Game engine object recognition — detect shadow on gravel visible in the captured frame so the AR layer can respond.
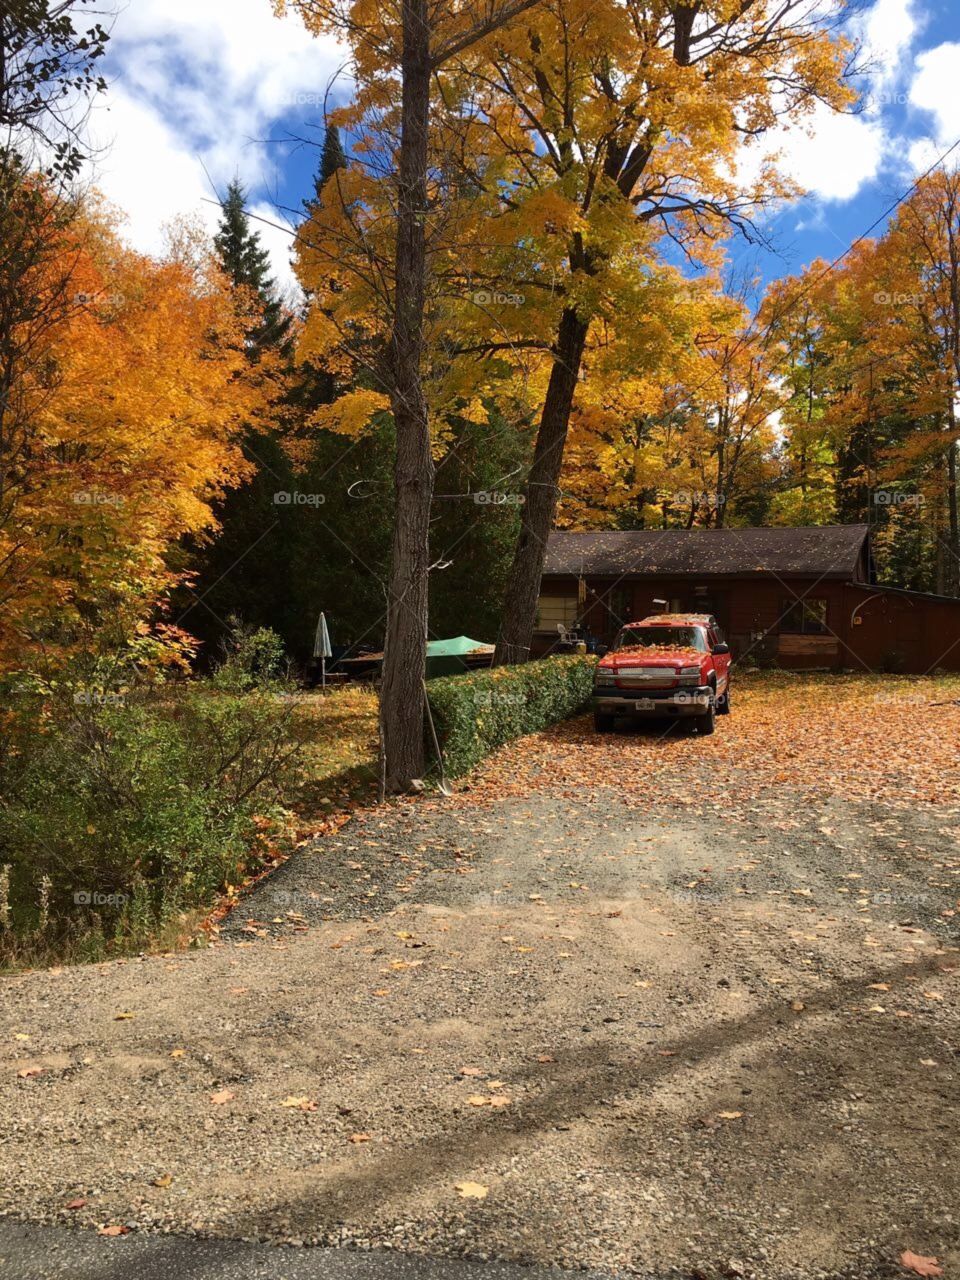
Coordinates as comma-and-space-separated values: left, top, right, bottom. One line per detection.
238, 950, 952, 1239
0, 1219, 608, 1280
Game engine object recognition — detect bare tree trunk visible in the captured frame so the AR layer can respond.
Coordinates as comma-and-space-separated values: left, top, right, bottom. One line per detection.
713, 417, 727, 529
947, 436, 959, 596
379, 0, 432, 793
494, 306, 588, 664
945, 196, 960, 598
935, 450, 949, 596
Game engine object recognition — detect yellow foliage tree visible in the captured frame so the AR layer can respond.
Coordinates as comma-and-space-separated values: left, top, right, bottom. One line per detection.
0, 193, 271, 673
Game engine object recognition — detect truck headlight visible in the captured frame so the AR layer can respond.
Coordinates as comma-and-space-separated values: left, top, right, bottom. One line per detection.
595, 669, 615, 686
678, 666, 701, 686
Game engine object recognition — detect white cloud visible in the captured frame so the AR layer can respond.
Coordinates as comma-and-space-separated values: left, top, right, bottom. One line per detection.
907, 41, 960, 168
856, 0, 921, 103
88, 0, 345, 289
771, 105, 887, 203
91, 87, 211, 249
738, 0, 919, 212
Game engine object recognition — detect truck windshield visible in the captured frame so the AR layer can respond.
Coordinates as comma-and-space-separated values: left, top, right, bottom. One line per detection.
614, 626, 707, 652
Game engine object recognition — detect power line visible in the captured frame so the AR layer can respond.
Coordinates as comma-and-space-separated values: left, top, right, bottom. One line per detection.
683, 133, 960, 405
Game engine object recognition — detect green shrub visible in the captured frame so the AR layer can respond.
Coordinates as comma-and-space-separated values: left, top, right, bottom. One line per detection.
0, 634, 300, 966
212, 618, 289, 691
426, 655, 596, 778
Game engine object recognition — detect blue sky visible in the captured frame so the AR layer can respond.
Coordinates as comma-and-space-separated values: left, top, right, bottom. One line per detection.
88, 0, 960, 299
741, 0, 960, 288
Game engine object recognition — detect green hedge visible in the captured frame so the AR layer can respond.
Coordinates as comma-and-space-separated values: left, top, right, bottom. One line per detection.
426, 655, 596, 778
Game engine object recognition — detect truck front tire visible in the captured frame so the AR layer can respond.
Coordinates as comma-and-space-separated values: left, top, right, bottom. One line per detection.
697, 691, 716, 735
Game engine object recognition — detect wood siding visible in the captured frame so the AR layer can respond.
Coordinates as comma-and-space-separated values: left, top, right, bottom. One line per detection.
536, 573, 960, 673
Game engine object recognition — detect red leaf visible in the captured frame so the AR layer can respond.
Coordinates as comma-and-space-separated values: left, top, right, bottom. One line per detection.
900, 1251, 943, 1277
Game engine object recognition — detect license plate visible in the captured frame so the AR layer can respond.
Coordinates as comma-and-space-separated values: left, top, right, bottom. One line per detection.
634, 698, 656, 711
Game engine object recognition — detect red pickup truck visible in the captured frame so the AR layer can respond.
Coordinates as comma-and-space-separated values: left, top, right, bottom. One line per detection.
592, 613, 732, 735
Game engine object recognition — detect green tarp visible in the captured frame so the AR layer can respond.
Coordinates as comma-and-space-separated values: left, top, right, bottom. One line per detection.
425, 636, 494, 677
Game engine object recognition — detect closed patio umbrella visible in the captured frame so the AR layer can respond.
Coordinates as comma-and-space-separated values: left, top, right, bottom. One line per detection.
314, 611, 332, 689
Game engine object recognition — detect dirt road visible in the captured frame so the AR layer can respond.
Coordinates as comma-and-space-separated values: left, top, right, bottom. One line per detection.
2, 678, 959, 1279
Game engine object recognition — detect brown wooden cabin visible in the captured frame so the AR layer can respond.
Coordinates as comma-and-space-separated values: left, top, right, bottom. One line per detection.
535, 525, 960, 674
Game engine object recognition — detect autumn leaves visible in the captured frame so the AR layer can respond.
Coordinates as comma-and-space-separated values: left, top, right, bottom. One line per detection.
279, 0, 856, 784
0, 195, 275, 674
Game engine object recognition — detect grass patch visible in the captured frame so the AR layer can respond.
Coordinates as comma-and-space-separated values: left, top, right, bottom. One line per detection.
287, 686, 380, 824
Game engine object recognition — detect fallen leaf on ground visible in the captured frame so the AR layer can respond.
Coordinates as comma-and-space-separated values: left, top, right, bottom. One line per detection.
152, 1174, 173, 1188
17, 1067, 42, 1078
459, 1066, 484, 1077
716, 1111, 743, 1120
281, 1096, 317, 1112
113, 1012, 135, 1021
348, 1132, 372, 1143
64, 1198, 87, 1210
169, 1049, 185, 1059
98, 1225, 129, 1237
454, 1181, 489, 1199
919, 1059, 938, 1067
900, 1251, 943, 1277
209, 1089, 235, 1105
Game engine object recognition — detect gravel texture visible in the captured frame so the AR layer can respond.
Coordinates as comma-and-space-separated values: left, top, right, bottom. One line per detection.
1, 687, 959, 1280
0, 1218, 610, 1280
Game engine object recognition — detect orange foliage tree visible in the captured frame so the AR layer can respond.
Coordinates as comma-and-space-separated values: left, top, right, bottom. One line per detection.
761, 168, 960, 592
0, 192, 271, 674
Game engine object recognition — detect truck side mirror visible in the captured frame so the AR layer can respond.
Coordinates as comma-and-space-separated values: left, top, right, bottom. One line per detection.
712, 642, 730, 656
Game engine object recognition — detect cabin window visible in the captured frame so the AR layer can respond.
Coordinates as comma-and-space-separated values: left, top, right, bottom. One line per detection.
535, 594, 578, 632
780, 598, 828, 634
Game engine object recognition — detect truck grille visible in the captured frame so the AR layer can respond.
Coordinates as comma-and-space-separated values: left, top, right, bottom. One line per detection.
616, 667, 677, 688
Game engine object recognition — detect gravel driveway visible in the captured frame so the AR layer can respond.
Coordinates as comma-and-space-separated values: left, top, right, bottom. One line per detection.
2, 677, 959, 1280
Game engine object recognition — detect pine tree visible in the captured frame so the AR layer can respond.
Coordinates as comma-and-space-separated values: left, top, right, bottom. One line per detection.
282, 128, 396, 660
175, 180, 297, 662
309, 127, 347, 208
215, 178, 293, 356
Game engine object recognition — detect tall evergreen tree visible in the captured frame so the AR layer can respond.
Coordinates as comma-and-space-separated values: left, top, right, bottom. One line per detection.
284, 130, 396, 661
215, 178, 293, 356
175, 182, 297, 663
312, 126, 347, 205
185, 137, 389, 667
